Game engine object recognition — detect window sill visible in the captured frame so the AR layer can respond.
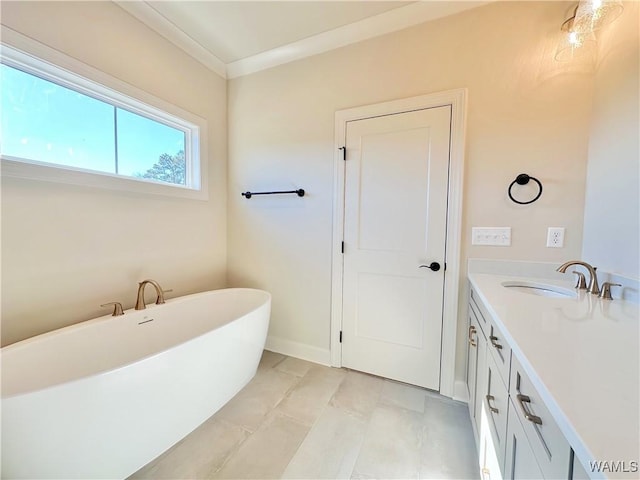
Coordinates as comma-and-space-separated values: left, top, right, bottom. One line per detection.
1, 156, 209, 201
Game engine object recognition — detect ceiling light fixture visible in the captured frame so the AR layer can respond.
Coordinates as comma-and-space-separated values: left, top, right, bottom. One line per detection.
573, 0, 624, 34
555, 4, 597, 62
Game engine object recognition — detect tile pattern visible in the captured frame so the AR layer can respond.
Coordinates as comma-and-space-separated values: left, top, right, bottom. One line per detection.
130, 351, 478, 479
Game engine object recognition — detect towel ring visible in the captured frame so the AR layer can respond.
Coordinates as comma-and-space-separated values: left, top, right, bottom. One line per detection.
508, 174, 542, 205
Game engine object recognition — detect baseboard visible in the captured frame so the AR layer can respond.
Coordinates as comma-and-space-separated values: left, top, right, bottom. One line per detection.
265, 335, 332, 366
452, 379, 469, 403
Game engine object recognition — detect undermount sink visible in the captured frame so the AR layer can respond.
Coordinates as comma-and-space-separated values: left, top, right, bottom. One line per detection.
501, 281, 577, 299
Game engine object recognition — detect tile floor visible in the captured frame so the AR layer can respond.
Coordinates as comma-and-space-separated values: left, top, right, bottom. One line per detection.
130, 351, 478, 479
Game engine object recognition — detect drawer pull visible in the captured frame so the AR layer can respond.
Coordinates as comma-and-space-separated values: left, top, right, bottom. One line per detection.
489, 335, 503, 350
468, 325, 477, 347
517, 394, 543, 425
486, 394, 499, 414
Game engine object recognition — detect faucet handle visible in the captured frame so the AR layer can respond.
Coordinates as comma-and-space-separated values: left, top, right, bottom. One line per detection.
599, 282, 622, 300
156, 289, 172, 305
571, 271, 587, 289
588, 266, 600, 295
100, 302, 124, 316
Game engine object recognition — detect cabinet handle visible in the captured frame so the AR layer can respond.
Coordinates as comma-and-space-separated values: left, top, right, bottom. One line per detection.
486, 394, 499, 414
489, 335, 503, 350
468, 325, 477, 347
516, 394, 543, 425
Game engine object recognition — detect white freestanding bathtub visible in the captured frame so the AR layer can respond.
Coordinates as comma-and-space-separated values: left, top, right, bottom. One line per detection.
1, 288, 271, 479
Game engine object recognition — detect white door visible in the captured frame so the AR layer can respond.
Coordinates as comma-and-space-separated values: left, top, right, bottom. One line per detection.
341, 105, 451, 390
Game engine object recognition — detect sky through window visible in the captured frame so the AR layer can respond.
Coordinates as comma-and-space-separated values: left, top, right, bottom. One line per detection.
1, 64, 186, 185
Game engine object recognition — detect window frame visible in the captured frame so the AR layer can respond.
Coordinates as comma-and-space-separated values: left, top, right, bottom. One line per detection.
0, 29, 209, 201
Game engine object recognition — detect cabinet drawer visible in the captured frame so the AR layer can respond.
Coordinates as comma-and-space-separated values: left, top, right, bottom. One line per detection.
470, 287, 489, 332
470, 286, 511, 387
487, 318, 511, 389
510, 355, 572, 479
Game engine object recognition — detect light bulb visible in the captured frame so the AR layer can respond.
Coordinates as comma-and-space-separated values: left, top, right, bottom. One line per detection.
569, 31, 579, 45
555, 28, 596, 62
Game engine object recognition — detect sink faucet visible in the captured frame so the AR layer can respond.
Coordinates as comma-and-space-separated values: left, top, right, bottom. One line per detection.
556, 261, 600, 295
135, 279, 166, 310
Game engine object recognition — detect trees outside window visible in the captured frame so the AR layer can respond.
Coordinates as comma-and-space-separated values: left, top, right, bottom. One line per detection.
137, 150, 185, 185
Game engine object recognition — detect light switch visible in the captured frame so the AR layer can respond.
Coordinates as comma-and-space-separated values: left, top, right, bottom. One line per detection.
472, 227, 511, 246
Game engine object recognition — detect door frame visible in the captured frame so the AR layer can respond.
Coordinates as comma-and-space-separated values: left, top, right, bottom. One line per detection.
330, 88, 467, 399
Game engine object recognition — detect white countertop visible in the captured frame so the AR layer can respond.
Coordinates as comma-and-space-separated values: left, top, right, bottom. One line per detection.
468, 273, 640, 479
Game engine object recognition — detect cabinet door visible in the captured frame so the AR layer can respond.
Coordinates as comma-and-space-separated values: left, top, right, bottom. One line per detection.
486, 351, 509, 470
472, 309, 488, 442
571, 451, 590, 480
504, 399, 545, 479
479, 424, 503, 480
466, 305, 480, 424
510, 355, 571, 479
477, 350, 508, 479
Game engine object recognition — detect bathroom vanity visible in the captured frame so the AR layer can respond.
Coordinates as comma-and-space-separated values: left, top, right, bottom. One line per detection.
466, 271, 639, 480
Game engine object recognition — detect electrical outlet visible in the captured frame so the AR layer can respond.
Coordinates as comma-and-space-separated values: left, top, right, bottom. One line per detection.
546, 227, 565, 248
472, 227, 511, 246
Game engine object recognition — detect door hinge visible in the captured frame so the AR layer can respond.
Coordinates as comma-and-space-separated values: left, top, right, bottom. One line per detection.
339, 331, 343, 343
339, 146, 346, 161
341, 241, 344, 254
444, 262, 447, 271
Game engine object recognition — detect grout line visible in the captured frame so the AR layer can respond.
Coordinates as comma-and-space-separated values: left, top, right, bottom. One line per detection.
270, 354, 287, 370
136, 352, 477, 480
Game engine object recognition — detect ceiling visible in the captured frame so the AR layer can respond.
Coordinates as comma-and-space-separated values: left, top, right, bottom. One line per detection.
116, 1, 489, 78
144, 2, 411, 63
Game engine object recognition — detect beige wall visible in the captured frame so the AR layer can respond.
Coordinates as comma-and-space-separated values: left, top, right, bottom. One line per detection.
583, 2, 639, 279
1, 2, 227, 346
3, 0, 621, 392
228, 0, 594, 380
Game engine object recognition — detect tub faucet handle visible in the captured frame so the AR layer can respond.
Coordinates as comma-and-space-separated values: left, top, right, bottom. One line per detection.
100, 302, 124, 316
158, 289, 173, 304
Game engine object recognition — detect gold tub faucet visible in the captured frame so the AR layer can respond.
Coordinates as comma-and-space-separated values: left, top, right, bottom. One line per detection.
135, 279, 166, 310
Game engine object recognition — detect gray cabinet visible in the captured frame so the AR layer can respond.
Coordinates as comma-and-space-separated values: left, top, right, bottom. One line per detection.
468, 288, 508, 479
510, 355, 571, 479
504, 399, 545, 479
466, 300, 487, 440
465, 307, 478, 423
468, 284, 575, 480
571, 452, 590, 480
485, 351, 509, 468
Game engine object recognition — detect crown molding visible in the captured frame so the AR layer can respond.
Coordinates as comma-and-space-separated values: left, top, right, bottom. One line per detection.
226, 1, 488, 78
115, 1, 227, 78
115, 1, 489, 80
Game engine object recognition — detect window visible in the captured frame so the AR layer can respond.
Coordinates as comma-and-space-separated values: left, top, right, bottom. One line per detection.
0, 39, 207, 199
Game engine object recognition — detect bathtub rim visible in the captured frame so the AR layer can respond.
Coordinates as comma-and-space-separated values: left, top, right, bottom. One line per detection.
1, 287, 271, 399
1, 288, 271, 479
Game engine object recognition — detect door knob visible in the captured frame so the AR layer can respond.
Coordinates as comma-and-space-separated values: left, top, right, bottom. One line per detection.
419, 262, 441, 272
